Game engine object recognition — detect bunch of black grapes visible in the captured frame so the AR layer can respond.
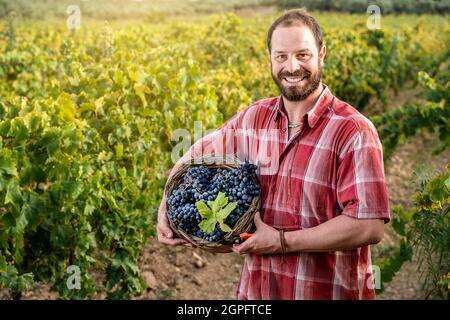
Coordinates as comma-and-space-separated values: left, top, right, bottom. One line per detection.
166, 161, 259, 243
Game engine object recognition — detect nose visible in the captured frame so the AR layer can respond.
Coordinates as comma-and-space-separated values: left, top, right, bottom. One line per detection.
286, 55, 300, 73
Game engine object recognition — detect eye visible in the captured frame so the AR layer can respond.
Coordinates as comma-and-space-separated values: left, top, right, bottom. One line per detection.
297, 53, 310, 60
275, 54, 287, 61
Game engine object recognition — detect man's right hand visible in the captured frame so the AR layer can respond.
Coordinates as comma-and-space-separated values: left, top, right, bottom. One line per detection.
157, 194, 191, 246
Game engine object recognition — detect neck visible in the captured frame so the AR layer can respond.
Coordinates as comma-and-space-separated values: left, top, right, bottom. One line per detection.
282, 82, 324, 124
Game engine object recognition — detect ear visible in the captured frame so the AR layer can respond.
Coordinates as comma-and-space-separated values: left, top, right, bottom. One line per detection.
319, 45, 327, 65
267, 49, 271, 61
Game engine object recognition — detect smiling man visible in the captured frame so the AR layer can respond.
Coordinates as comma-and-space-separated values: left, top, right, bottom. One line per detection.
157, 9, 390, 300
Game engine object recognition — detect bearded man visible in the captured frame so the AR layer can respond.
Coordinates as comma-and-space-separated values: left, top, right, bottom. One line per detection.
157, 9, 390, 300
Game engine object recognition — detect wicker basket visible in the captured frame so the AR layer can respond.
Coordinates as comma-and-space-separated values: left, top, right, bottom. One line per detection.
165, 155, 260, 253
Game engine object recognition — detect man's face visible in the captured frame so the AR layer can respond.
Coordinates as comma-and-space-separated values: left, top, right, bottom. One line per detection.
269, 25, 326, 102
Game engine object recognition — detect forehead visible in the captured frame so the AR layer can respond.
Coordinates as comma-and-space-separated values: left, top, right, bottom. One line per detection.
271, 25, 316, 52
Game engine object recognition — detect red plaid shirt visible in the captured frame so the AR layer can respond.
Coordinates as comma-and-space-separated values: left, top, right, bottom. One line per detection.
185, 85, 390, 300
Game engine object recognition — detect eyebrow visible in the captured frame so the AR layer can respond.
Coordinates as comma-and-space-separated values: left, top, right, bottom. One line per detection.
273, 49, 312, 54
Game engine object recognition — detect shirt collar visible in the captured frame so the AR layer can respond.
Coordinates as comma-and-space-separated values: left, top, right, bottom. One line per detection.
275, 84, 333, 129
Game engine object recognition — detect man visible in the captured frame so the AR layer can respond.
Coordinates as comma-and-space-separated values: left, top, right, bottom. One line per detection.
157, 9, 390, 300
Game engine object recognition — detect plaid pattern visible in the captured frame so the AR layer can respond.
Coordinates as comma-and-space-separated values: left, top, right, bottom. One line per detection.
186, 85, 390, 300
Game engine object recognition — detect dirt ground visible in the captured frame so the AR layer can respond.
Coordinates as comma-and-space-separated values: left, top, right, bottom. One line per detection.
137, 241, 243, 300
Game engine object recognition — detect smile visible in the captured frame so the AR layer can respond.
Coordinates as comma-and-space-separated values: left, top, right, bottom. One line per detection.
282, 76, 307, 84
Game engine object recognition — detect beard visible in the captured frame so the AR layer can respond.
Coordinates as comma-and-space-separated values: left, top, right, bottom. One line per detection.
271, 62, 322, 102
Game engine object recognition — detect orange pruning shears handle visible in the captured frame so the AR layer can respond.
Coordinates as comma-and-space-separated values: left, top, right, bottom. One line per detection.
239, 233, 253, 240
232, 232, 253, 244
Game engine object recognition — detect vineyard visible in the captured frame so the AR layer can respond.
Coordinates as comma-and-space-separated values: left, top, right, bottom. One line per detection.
0, 4, 449, 300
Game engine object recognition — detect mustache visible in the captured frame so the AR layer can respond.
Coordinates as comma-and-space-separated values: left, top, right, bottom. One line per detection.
277, 69, 311, 79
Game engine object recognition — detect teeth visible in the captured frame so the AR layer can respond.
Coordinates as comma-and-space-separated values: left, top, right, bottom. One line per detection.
284, 76, 305, 83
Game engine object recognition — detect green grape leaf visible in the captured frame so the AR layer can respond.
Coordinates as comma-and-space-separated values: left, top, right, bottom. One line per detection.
219, 222, 233, 233
216, 201, 237, 221
444, 175, 450, 191
197, 192, 237, 235
199, 218, 217, 235
212, 192, 228, 213
0, 157, 17, 177
0, 255, 6, 273
195, 201, 213, 219
5, 181, 22, 207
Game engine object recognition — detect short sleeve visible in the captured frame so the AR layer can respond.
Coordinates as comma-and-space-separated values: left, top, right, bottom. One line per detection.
336, 127, 390, 223
186, 111, 242, 160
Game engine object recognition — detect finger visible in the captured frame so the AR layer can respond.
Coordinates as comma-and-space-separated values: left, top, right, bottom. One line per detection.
158, 235, 189, 246
157, 223, 173, 239
232, 238, 253, 254
253, 212, 263, 227
157, 224, 184, 244
231, 245, 243, 254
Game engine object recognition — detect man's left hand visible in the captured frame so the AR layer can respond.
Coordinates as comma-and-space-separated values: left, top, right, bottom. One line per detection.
232, 212, 281, 255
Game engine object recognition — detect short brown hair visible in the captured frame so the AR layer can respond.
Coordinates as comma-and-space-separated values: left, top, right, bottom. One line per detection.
267, 8, 323, 52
